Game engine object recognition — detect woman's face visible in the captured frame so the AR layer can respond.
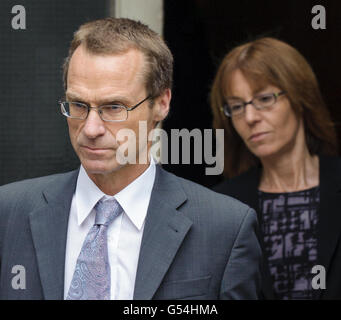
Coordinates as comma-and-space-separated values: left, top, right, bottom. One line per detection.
226, 70, 304, 160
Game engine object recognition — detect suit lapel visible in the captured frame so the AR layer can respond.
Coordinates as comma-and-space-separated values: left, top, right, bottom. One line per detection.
29, 170, 78, 300
133, 166, 192, 300
317, 156, 341, 298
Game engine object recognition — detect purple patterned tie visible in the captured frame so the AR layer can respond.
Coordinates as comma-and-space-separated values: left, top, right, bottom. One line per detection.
66, 197, 122, 300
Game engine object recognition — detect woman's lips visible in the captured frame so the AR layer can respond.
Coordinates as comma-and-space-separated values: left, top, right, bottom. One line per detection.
249, 132, 269, 142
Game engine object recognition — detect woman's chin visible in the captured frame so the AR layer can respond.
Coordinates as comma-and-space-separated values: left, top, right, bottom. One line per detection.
249, 145, 278, 159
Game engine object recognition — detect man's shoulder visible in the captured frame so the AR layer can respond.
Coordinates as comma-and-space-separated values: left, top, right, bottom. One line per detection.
0, 170, 78, 230
160, 167, 254, 224
0, 170, 78, 203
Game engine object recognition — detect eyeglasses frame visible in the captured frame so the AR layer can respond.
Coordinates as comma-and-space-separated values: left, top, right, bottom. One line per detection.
221, 91, 286, 117
59, 95, 151, 122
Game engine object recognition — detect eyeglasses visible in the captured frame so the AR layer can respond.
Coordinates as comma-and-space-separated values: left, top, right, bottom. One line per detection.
59, 95, 151, 122
222, 91, 286, 117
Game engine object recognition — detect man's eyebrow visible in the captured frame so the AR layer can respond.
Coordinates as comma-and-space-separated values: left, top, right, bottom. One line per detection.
65, 93, 130, 105
65, 93, 83, 101
65, 92, 91, 102
98, 97, 130, 105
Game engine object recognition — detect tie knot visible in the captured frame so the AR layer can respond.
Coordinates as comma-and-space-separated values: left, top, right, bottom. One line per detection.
94, 197, 122, 226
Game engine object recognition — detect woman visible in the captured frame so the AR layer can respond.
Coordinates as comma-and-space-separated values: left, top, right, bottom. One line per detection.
210, 37, 341, 299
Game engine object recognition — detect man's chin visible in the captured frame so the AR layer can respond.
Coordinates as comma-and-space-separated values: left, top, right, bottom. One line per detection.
81, 159, 125, 176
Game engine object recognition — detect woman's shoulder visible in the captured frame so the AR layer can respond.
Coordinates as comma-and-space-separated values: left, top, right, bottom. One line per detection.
319, 155, 341, 183
212, 155, 341, 197
319, 154, 341, 166
212, 166, 261, 196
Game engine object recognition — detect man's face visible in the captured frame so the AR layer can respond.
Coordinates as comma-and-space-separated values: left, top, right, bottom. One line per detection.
66, 45, 169, 177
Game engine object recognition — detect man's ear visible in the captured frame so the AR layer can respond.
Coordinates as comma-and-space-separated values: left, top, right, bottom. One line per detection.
153, 88, 171, 122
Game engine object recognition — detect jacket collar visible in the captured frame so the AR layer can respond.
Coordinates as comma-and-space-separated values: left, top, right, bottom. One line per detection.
28, 169, 79, 300
29, 165, 192, 300
133, 165, 192, 299
316, 155, 341, 298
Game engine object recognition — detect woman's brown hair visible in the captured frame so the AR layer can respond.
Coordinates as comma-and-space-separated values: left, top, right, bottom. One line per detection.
210, 37, 338, 178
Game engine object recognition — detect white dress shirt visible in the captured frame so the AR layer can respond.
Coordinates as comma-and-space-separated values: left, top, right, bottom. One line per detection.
64, 159, 156, 299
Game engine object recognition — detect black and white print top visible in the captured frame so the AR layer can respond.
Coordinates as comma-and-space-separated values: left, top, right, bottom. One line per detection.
258, 186, 320, 300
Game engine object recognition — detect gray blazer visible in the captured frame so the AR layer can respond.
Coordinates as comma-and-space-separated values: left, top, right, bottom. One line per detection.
0, 166, 262, 299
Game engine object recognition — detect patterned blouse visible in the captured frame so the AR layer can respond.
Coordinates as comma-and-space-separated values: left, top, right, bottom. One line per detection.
258, 186, 320, 299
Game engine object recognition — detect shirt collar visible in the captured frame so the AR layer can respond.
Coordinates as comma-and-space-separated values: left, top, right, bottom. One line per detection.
75, 158, 156, 230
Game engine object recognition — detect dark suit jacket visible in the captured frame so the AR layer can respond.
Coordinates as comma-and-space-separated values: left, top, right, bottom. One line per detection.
213, 155, 341, 299
0, 165, 262, 300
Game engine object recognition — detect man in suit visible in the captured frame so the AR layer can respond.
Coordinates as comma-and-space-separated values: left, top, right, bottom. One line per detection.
0, 18, 262, 300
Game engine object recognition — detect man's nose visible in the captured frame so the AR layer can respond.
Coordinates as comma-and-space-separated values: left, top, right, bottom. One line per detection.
244, 103, 261, 125
82, 109, 106, 138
